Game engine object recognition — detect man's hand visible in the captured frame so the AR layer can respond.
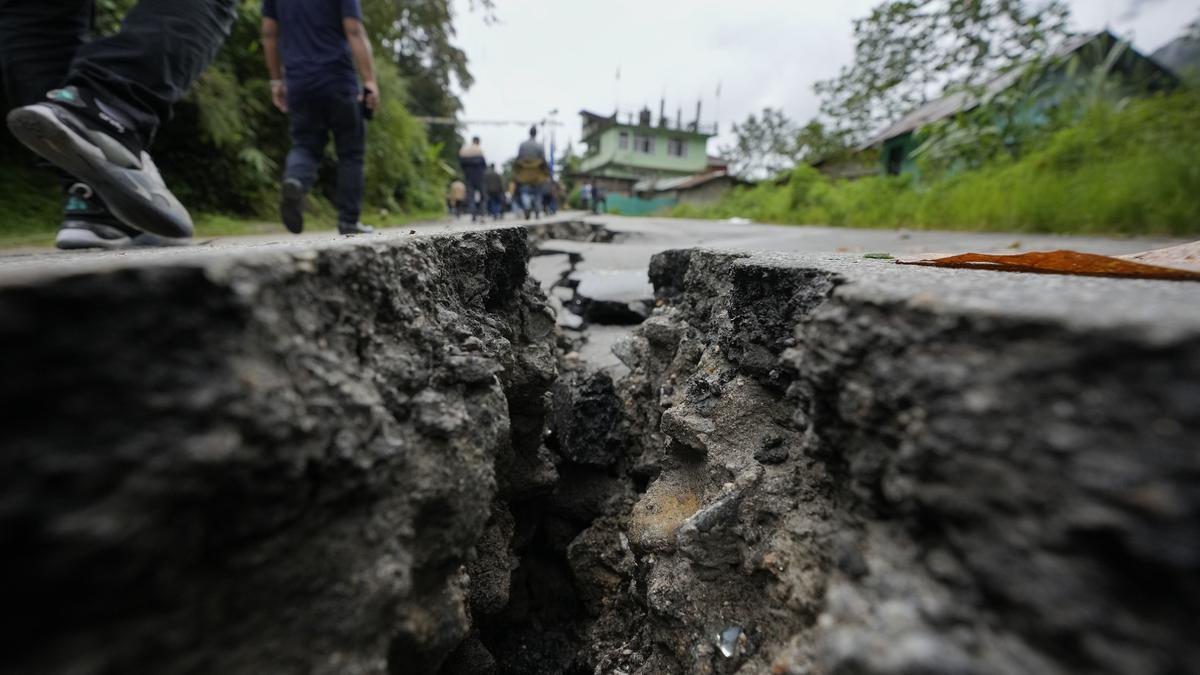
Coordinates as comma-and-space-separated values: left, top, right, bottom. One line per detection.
262, 17, 286, 112
271, 80, 288, 113
344, 18, 379, 111
361, 81, 380, 111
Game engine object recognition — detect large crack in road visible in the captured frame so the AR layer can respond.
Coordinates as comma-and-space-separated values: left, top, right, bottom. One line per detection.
0, 217, 1196, 675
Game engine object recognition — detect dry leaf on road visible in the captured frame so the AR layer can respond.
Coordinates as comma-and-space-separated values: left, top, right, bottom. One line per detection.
896, 244, 1200, 282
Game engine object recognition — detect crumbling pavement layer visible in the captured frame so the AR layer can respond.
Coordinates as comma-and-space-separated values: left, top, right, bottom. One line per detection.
569, 248, 1200, 674
0, 227, 558, 674
0, 218, 1197, 675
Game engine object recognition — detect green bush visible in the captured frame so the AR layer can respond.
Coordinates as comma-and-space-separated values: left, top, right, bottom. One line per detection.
669, 90, 1200, 236
1, 0, 447, 240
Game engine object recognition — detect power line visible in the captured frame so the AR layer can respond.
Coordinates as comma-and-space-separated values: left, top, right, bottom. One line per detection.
415, 117, 565, 127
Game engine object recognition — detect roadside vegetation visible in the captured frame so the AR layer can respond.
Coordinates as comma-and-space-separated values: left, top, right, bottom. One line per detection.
0, 0, 485, 246
691, 2, 1200, 236
673, 89, 1200, 236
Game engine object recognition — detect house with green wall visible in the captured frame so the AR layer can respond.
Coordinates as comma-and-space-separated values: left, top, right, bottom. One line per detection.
578, 109, 717, 197
861, 31, 1178, 176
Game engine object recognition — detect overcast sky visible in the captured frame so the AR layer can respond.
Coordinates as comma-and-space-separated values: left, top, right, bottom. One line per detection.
451, 0, 1200, 163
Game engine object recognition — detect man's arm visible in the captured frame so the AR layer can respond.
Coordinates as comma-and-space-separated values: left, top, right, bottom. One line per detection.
343, 17, 379, 110
261, 17, 287, 112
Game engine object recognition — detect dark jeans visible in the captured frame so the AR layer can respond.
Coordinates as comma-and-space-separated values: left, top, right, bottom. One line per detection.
465, 179, 484, 219
518, 183, 542, 214
284, 90, 366, 226
0, 0, 236, 147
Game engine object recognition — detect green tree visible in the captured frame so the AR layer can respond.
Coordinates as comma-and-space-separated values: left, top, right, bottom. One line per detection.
815, 0, 1072, 139
721, 108, 801, 179
722, 110, 855, 178
85, 0, 489, 217
364, 0, 496, 167
794, 121, 855, 164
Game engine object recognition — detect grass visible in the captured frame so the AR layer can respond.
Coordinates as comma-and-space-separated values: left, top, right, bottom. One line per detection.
0, 161, 446, 249
668, 91, 1200, 237
0, 162, 61, 248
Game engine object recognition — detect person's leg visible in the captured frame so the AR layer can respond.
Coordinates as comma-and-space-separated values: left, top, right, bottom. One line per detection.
330, 92, 371, 234
518, 185, 531, 215
67, 0, 236, 145
279, 94, 327, 234
0, 0, 91, 112
6, 0, 236, 240
0, 1, 132, 250
469, 180, 484, 221
283, 96, 328, 195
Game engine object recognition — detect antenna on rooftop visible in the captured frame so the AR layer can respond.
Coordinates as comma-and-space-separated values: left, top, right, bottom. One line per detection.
715, 81, 723, 134
614, 65, 622, 115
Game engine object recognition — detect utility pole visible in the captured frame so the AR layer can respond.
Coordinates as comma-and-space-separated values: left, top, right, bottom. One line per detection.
546, 109, 559, 177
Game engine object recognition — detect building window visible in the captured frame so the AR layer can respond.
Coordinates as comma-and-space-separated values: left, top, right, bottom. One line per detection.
618, 132, 630, 150
634, 135, 655, 154
667, 138, 687, 157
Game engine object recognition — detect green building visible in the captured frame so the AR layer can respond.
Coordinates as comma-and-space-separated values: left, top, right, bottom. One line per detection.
578, 108, 717, 195
861, 31, 1178, 176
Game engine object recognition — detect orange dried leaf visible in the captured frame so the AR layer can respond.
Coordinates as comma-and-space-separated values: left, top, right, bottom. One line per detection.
896, 248, 1200, 282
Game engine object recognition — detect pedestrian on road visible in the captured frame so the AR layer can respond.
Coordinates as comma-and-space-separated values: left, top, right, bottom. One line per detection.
541, 179, 559, 216
592, 183, 607, 214
484, 163, 504, 221
514, 126, 549, 220
449, 179, 467, 217
580, 183, 593, 212
2, 0, 236, 250
263, 0, 378, 236
458, 137, 486, 223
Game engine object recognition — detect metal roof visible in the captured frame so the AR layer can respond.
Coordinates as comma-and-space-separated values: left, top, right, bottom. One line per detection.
633, 171, 733, 193
859, 32, 1121, 149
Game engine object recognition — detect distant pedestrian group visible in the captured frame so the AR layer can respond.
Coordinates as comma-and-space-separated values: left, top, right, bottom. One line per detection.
451, 137, 507, 222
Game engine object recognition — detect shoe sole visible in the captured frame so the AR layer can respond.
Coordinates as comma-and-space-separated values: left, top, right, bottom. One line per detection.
131, 232, 194, 248
281, 180, 305, 234
6, 106, 192, 239
56, 228, 132, 251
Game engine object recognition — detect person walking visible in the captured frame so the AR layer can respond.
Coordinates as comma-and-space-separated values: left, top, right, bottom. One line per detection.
3, 0, 237, 250
458, 136, 486, 223
449, 179, 466, 217
541, 179, 559, 216
580, 182, 593, 212
514, 126, 549, 220
263, 0, 378, 236
592, 183, 608, 214
484, 163, 504, 221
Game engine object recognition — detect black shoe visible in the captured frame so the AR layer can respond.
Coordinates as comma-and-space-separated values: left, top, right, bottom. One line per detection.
57, 222, 191, 249
7, 87, 193, 239
55, 182, 192, 250
281, 177, 305, 234
338, 221, 375, 235
56, 221, 137, 250
56, 183, 135, 250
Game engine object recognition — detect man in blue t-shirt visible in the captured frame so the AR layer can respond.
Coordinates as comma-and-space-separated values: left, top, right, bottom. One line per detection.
261, 0, 378, 235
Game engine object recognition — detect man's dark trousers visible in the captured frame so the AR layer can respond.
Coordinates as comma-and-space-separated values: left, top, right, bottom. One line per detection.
466, 179, 485, 219
0, 0, 237, 148
284, 91, 366, 226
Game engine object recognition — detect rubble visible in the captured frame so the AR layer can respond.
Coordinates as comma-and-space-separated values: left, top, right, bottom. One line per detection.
0, 228, 557, 675
2, 221, 1198, 675
567, 248, 1200, 675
